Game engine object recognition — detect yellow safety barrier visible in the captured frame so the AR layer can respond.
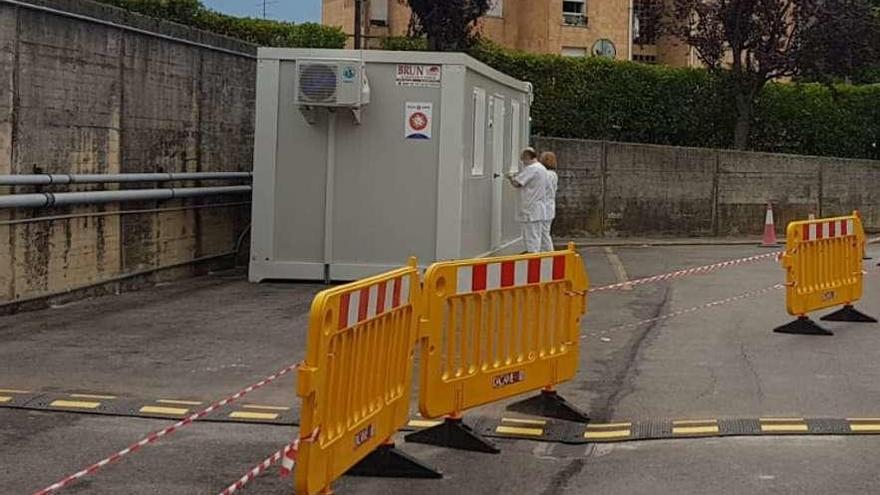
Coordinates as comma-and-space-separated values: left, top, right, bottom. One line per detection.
406, 243, 589, 452
295, 258, 439, 495
775, 212, 876, 335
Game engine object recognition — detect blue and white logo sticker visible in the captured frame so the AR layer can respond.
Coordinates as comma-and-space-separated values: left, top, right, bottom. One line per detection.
341, 65, 357, 83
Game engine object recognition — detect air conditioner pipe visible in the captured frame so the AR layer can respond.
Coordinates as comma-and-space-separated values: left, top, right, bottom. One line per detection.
0, 172, 252, 186
0, 185, 252, 209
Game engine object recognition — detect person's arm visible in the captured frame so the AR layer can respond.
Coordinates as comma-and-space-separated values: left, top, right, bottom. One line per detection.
506, 172, 522, 188
509, 166, 535, 188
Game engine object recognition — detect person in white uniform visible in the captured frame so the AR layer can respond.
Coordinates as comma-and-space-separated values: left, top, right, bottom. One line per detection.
539, 151, 559, 252
507, 147, 549, 253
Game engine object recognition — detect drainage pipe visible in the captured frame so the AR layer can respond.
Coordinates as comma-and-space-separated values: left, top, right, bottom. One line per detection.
0, 185, 252, 209
0, 172, 252, 186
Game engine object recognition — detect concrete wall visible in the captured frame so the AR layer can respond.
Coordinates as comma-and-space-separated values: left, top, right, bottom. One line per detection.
0, 0, 255, 309
535, 137, 880, 237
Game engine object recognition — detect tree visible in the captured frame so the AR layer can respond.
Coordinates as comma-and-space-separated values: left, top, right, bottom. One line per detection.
399, 0, 492, 51
798, 0, 880, 84
663, 0, 872, 150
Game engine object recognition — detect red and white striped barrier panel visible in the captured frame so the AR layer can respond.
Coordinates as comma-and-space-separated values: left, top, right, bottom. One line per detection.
590, 251, 781, 293
454, 255, 567, 294
338, 274, 411, 329
216, 428, 319, 495
32, 362, 302, 495
803, 219, 855, 241
588, 283, 785, 338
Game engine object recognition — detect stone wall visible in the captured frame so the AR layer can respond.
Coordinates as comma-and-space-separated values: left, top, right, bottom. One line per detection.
535, 137, 880, 237
0, 0, 256, 309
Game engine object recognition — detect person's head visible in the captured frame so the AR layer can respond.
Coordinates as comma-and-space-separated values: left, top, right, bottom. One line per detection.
520, 147, 538, 164
540, 151, 558, 170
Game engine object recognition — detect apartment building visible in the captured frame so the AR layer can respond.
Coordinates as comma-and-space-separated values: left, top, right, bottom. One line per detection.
322, 0, 696, 66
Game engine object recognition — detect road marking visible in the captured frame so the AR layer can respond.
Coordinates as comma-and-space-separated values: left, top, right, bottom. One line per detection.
140, 406, 188, 416
71, 394, 116, 400
496, 425, 544, 437
585, 422, 632, 440
408, 419, 442, 428
587, 422, 632, 429
229, 411, 280, 421
604, 247, 632, 290
157, 399, 203, 406
849, 423, 880, 433
0, 389, 30, 394
673, 419, 720, 435
673, 419, 718, 426
673, 425, 720, 435
50, 400, 101, 410
760, 418, 808, 433
585, 429, 631, 440
0, 396, 11, 403
242, 404, 290, 411
848, 419, 880, 433
501, 417, 547, 426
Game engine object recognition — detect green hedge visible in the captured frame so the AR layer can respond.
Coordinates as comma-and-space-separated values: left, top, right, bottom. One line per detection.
468, 43, 880, 160
95, 0, 346, 48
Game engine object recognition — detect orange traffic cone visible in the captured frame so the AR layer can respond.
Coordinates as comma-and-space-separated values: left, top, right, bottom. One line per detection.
761, 202, 778, 247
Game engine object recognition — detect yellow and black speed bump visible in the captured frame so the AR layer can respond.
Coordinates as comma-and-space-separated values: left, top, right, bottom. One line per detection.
0, 389, 42, 408
0, 388, 297, 426
407, 416, 880, 444
6, 388, 880, 442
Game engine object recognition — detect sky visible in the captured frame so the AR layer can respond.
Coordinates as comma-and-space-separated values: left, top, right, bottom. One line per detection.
201, 0, 321, 23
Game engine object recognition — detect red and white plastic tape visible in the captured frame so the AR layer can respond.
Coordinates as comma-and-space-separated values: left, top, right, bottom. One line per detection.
217, 443, 294, 495
338, 275, 410, 329
33, 362, 302, 495
590, 251, 782, 293
216, 428, 319, 495
586, 283, 785, 338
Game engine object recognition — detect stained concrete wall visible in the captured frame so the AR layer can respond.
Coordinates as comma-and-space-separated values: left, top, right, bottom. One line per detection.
0, 0, 255, 309
535, 137, 880, 237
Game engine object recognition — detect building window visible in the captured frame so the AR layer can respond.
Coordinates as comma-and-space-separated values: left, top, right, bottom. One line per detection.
633, 54, 658, 64
471, 88, 487, 177
561, 46, 587, 57
370, 0, 388, 26
562, 0, 587, 27
486, 0, 503, 18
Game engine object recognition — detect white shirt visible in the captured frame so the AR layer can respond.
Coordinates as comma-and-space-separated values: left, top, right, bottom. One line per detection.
544, 169, 558, 221
513, 161, 549, 222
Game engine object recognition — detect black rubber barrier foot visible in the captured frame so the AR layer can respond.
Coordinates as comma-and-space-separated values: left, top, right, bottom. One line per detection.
773, 316, 833, 336
404, 417, 500, 454
346, 443, 442, 479
505, 389, 590, 423
820, 305, 878, 323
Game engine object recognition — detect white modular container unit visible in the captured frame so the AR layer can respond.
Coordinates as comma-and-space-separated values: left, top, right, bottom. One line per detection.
250, 48, 532, 282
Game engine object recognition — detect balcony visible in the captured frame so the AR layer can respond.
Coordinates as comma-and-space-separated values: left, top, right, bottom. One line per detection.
562, 13, 588, 27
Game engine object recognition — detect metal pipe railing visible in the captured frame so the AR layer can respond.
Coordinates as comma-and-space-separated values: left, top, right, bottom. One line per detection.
0, 185, 252, 209
0, 172, 252, 186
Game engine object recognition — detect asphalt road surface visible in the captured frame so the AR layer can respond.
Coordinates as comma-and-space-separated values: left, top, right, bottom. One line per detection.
3, 243, 880, 494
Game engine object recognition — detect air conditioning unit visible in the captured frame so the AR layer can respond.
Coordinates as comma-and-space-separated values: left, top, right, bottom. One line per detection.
295, 60, 367, 108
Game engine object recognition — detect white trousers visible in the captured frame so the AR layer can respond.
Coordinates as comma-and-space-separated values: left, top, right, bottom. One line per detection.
541, 221, 554, 252
522, 221, 543, 253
